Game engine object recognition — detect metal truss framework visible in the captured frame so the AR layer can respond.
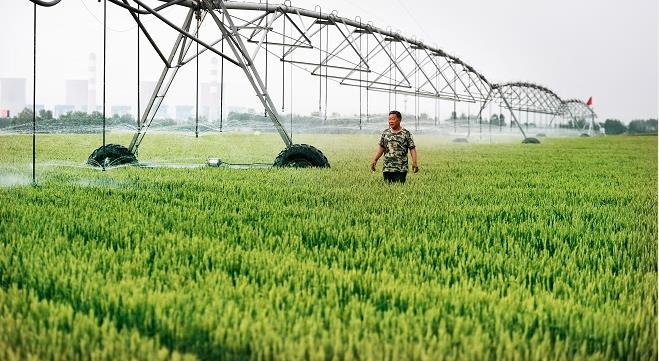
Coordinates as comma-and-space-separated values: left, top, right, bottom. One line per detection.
84, 0, 497, 150
559, 99, 598, 133
561, 99, 597, 119
215, 2, 494, 101
493, 82, 564, 115
475, 82, 598, 139
28, 0, 597, 149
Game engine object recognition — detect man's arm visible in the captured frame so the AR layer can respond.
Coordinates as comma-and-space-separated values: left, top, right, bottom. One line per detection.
410, 147, 418, 173
371, 146, 384, 171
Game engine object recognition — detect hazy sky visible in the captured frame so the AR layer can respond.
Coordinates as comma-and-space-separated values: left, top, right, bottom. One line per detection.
1, 0, 657, 122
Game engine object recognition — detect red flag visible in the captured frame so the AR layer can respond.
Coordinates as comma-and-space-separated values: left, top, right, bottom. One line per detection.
586, 96, 593, 106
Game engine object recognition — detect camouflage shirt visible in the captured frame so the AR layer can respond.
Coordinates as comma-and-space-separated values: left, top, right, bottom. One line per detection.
379, 128, 416, 172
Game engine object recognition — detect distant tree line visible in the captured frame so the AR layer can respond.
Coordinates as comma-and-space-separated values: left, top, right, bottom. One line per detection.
602, 118, 657, 135
0, 108, 137, 131
627, 119, 658, 134
1, 108, 656, 136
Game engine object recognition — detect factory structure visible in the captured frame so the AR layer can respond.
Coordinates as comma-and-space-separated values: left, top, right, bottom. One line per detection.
0, 53, 227, 123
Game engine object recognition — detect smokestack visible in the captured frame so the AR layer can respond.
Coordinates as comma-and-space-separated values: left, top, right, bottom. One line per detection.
209, 57, 219, 122
88, 53, 97, 113
210, 57, 219, 80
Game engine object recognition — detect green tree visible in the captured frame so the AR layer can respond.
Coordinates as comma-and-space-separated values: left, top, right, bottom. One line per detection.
14, 107, 34, 125
489, 114, 506, 126
628, 119, 658, 134
603, 119, 626, 135
38, 109, 53, 121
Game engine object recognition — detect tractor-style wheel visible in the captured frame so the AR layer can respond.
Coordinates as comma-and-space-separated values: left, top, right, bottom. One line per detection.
274, 144, 330, 168
522, 137, 541, 144
87, 144, 138, 168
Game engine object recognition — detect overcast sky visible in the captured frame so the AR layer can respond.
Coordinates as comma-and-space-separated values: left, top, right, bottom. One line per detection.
1, 0, 657, 122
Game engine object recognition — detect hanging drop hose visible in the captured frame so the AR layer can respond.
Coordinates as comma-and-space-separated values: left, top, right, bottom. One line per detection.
467, 102, 470, 136
453, 78, 457, 132
393, 42, 396, 109
264, 0, 269, 117
388, 40, 391, 110
323, 18, 328, 123
499, 103, 503, 131
137, 4, 140, 132
366, 31, 369, 124
281, 17, 285, 112
526, 109, 529, 130
489, 99, 492, 144
358, 17, 362, 130
102, 0, 107, 148
195, 10, 199, 138
479, 100, 483, 139
414, 49, 419, 131
317, 6, 322, 115
32, 1, 37, 185
434, 72, 438, 126
436, 71, 440, 126
220, 11, 224, 132
290, 51, 293, 142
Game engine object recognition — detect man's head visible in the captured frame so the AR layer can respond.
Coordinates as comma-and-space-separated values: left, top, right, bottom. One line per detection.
388, 110, 402, 130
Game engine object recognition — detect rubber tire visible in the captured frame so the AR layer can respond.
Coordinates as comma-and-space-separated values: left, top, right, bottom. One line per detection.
522, 137, 541, 144
580, 133, 590, 137
87, 144, 138, 168
274, 144, 330, 168
452, 138, 469, 143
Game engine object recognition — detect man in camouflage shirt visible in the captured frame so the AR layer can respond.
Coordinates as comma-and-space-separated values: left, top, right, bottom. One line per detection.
370, 110, 418, 183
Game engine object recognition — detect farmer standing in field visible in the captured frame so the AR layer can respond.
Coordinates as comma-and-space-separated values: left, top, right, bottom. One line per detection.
370, 110, 418, 183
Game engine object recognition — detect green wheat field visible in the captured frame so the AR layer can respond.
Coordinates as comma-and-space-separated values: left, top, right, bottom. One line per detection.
0, 133, 657, 360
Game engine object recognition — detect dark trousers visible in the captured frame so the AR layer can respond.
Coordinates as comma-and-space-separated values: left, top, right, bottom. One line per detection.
383, 171, 407, 184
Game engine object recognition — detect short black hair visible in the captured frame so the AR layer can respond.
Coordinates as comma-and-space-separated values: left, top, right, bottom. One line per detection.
389, 110, 402, 121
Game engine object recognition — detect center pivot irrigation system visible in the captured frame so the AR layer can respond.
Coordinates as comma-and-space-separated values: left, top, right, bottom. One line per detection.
27, 0, 597, 168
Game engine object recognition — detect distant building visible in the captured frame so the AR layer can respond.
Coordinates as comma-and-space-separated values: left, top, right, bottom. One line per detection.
139, 80, 157, 113
65, 80, 88, 112
176, 105, 194, 122
0, 78, 27, 116
0, 109, 10, 118
156, 105, 169, 119
201, 82, 219, 122
201, 57, 221, 122
111, 105, 131, 116
88, 53, 97, 114
201, 106, 210, 120
138, 80, 177, 120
